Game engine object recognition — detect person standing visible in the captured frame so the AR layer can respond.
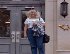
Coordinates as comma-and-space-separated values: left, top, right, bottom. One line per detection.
24, 9, 45, 54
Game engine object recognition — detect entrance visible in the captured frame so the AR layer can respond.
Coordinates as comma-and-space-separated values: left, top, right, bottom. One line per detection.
0, 8, 16, 54
0, 5, 45, 54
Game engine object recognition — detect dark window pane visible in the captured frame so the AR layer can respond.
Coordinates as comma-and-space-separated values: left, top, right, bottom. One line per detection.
0, 10, 10, 37
21, 11, 27, 38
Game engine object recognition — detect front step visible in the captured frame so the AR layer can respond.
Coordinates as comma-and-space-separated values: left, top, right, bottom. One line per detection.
56, 50, 70, 54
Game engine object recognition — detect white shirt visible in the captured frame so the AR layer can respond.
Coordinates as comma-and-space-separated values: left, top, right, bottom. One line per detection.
24, 17, 45, 28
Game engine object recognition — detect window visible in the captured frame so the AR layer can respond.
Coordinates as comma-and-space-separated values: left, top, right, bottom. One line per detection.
0, 10, 10, 37
21, 11, 27, 38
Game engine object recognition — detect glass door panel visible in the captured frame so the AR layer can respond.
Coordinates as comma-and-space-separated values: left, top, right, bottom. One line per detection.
21, 11, 27, 38
0, 10, 10, 37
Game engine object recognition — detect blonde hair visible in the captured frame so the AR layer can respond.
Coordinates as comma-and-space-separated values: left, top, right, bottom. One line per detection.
26, 9, 41, 18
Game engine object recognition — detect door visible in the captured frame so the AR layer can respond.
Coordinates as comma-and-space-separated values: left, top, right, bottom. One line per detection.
0, 6, 45, 54
0, 8, 16, 54
0, 7, 23, 54
15, 6, 45, 54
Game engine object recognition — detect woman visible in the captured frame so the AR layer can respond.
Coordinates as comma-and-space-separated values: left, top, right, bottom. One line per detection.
24, 9, 45, 54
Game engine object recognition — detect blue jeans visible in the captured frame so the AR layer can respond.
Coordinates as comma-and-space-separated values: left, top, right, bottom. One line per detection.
27, 28, 44, 54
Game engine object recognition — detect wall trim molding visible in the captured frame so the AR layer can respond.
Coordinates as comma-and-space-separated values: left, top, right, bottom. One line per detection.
56, 50, 70, 52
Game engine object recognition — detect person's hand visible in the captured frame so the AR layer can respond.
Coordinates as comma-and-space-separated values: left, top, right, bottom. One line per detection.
33, 23, 37, 27
24, 36, 27, 38
33, 22, 37, 25
24, 33, 27, 38
24, 35, 27, 38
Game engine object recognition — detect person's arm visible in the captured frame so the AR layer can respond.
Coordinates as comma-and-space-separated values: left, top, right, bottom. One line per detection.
40, 18, 45, 26
24, 18, 29, 38
24, 24, 28, 38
